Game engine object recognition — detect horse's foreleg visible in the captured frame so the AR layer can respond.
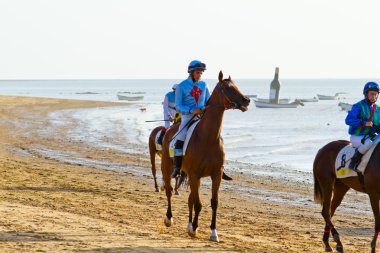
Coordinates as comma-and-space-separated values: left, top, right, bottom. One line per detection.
369, 193, 380, 252
164, 181, 174, 227
210, 168, 222, 242
187, 190, 194, 234
189, 178, 201, 237
162, 157, 174, 227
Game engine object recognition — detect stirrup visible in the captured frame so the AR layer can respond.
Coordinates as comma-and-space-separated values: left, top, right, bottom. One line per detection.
348, 161, 359, 170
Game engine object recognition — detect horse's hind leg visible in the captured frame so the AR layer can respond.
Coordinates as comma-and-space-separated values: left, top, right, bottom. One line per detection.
149, 141, 159, 192
327, 180, 349, 252
319, 177, 344, 252
209, 168, 222, 242
369, 193, 380, 253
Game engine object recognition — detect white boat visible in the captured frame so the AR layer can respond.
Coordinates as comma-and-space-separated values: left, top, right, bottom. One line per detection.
255, 98, 291, 104
338, 102, 353, 111
300, 97, 319, 102
117, 94, 144, 101
317, 94, 339, 100
254, 99, 304, 108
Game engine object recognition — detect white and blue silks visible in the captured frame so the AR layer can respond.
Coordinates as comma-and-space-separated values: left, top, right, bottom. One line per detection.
174, 77, 210, 156
163, 91, 176, 129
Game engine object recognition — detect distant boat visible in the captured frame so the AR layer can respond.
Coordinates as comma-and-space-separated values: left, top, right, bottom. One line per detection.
118, 91, 146, 94
317, 93, 340, 100
338, 102, 353, 111
300, 97, 319, 102
246, 94, 257, 98
254, 99, 304, 108
117, 94, 144, 101
255, 98, 291, 104
76, 92, 100, 95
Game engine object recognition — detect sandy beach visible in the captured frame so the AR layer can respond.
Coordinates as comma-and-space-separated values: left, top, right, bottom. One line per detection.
0, 95, 376, 252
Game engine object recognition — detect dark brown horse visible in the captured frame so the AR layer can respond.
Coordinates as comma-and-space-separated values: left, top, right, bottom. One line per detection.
314, 140, 380, 252
148, 124, 181, 194
160, 71, 250, 241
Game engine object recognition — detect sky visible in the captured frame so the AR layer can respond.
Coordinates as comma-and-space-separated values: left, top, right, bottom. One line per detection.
0, 0, 379, 79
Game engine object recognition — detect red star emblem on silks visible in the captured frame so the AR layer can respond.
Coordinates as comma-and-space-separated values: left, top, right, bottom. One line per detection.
190, 86, 202, 106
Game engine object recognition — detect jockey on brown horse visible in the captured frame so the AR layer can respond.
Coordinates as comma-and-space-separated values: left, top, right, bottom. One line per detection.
171, 60, 232, 180
346, 82, 380, 169
157, 83, 179, 146
314, 81, 380, 253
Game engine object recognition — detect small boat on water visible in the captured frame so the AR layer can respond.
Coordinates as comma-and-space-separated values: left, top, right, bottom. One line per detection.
300, 97, 319, 102
254, 99, 304, 108
317, 92, 348, 100
255, 98, 291, 104
317, 93, 340, 100
246, 94, 257, 98
117, 94, 144, 101
338, 102, 353, 111
118, 91, 146, 94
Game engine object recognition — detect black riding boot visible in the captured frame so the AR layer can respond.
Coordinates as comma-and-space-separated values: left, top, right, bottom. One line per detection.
348, 150, 364, 170
157, 128, 166, 145
171, 156, 183, 178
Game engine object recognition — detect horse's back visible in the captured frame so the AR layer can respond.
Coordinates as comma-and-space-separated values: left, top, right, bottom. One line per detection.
313, 140, 350, 175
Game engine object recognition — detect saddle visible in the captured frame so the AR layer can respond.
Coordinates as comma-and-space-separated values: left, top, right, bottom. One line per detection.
169, 119, 200, 158
335, 138, 380, 178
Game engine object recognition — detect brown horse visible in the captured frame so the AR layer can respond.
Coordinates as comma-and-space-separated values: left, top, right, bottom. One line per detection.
160, 71, 250, 241
314, 140, 380, 253
148, 124, 181, 194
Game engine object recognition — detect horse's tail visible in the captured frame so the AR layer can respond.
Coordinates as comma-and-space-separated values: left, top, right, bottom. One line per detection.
313, 173, 323, 205
313, 148, 323, 205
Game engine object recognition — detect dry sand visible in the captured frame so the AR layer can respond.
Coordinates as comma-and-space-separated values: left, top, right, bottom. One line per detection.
0, 95, 376, 252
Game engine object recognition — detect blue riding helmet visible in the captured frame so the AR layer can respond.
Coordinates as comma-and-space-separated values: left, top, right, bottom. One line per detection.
363, 81, 380, 95
188, 60, 206, 73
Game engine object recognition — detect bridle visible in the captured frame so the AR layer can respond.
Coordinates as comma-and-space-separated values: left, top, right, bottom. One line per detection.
207, 80, 242, 110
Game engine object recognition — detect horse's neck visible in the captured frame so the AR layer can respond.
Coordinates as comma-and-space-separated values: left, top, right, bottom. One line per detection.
197, 105, 224, 142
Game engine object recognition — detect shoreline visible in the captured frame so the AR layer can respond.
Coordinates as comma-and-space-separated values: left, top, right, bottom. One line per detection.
0, 95, 375, 252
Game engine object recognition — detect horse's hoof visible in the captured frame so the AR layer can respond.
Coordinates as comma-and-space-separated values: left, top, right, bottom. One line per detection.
336, 245, 344, 253
187, 223, 197, 237
210, 229, 219, 242
324, 246, 333, 252
155, 188, 159, 192
174, 191, 180, 196
164, 216, 173, 227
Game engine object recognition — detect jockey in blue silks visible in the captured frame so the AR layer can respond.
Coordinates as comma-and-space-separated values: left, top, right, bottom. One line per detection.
171, 60, 210, 178
157, 83, 178, 145
345, 81, 380, 169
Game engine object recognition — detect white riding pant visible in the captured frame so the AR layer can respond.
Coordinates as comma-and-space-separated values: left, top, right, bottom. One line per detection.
350, 134, 379, 154
175, 114, 193, 142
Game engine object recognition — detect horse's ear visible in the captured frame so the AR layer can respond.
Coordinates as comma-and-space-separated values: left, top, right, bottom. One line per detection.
218, 71, 223, 82
228, 75, 231, 81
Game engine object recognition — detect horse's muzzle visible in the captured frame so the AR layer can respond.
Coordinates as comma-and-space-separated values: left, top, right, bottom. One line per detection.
238, 96, 250, 112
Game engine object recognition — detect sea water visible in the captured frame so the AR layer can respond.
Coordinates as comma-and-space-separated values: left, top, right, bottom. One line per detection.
0, 79, 373, 175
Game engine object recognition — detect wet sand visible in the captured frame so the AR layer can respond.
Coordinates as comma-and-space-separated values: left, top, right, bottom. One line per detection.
0, 95, 376, 252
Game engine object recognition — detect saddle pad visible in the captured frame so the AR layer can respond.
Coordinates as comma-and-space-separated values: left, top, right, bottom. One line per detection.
335, 138, 380, 178
155, 130, 162, 151
169, 120, 200, 158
